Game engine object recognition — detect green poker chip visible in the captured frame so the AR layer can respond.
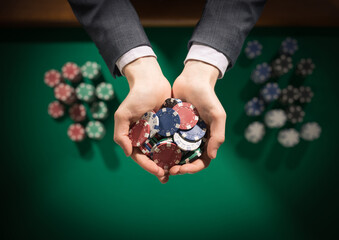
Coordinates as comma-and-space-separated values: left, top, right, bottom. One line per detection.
81, 61, 101, 80
96, 82, 114, 101
90, 101, 108, 120
76, 83, 95, 102
85, 121, 105, 140
179, 148, 202, 165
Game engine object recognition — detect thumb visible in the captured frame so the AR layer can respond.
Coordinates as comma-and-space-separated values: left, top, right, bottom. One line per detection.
114, 110, 133, 157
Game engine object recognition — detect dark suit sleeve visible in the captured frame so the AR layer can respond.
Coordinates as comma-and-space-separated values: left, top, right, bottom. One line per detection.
189, 0, 266, 69
68, 0, 151, 77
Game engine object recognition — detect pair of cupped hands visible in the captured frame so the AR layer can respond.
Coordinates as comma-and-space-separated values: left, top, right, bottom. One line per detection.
113, 56, 227, 183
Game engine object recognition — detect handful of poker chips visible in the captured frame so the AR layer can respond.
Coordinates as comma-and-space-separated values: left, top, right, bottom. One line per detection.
128, 98, 207, 170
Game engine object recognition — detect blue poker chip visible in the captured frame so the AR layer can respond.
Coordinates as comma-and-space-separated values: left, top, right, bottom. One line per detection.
251, 63, 272, 84
156, 108, 181, 137
178, 119, 207, 142
280, 37, 298, 55
244, 40, 263, 59
260, 82, 281, 103
245, 97, 265, 116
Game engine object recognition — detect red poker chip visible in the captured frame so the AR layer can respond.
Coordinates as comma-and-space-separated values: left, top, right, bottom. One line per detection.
44, 69, 63, 88
62, 62, 82, 82
68, 123, 86, 142
173, 102, 199, 130
48, 101, 65, 118
54, 83, 74, 102
69, 103, 87, 122
152, 142, 182, 170
128, 119, 150, 147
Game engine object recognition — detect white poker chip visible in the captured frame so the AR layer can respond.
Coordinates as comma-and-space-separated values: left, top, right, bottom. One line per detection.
264, 109, 287, 128
278, 128, 299, 147
141, 111, 160, 138
245, 121, 265, 143
173, 133, 201, 151
300, 122, 321, 141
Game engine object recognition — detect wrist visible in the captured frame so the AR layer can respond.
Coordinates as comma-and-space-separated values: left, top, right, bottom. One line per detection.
182, 60, 219, 87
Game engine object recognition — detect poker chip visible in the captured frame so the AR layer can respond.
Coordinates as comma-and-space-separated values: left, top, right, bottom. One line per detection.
173, 102, 199, 130
298, 86, 314, 103
286, 105, 305, 124
64, 92, 77, 105
278, 128, 299, 147
67, 123, 86, 142
272, 54, 293, 76
251, 63, 272, 84
296, 58, 315, 77
152, 142, 182, 170
162, 98, 182, 108
260, 82, 281, 103
54, 83, 76, 104
280, 85, 300, 105
245, 121, 265, 143
173, 132, 202, 151
179, 148, 202, 165
62, 62, 82, 82
48, 101, 65, 119
264, 109, 287, 128
81, 61, 101, 80
128, 120, 150, 147
44, 69, 63, 88
245, 97, 265, 116
90, 101, 109, 120
139, 143, 152, 157
300, 122, 321, 141
86, 121, 106, 140
76, 83, 95, 102
156, 108, 181, 137
69, 103, 87, 122
178, 119, 207, 142
280, 37, 298, 55
244, 40, 262, 59
141, 111, 160, 138
96, 82, 114, 101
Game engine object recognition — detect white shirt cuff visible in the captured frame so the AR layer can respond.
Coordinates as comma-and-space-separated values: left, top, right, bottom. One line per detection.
116, 46, 157, 75
184, 43, 229, 79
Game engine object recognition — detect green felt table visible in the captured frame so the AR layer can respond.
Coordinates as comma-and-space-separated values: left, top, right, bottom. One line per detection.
2, 27, 339, 240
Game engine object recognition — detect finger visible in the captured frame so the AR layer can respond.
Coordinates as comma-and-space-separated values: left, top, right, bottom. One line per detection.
169, 165, 181, 175
114, 110, 133, 156
131, 149, 165, 177
177, 157, 211, 174
207, 112, 226, 159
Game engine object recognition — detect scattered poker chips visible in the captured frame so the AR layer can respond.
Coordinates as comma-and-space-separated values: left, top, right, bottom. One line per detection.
245, 97, 265, 116
300, 122, 321, 141
245, 121, 265, 143
69, 103, 87, 122
48, 101, 65, 119
278, 128, 299, 147
286, 105, 305, 124
54, 83, 77, 105
96, 82, 114, 101
81, 61, 101, 80
62, 62, 82, 83
90, 101, 109, 120
280, 37, 298, 55
129, 98, 206, 170
280, 85, 299, 105
68, 123, 86, 142
76, 83, 95, 102
296, 58, 315, 77
244, 40, 262, 59
264, 109, 287, 128
260, 82, 281, 103
251, 63, 272, 84
44, 69, 63, 88
272, 54, 293, 76
298, 86, 314, 103
86, 121, 106, 140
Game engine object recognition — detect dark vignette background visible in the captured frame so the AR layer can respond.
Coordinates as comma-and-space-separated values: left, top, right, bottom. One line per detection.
1, 27, 339, 240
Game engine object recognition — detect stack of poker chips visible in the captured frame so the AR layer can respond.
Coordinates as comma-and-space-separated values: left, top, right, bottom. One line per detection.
128, 98, 207, 170
44, 61, 114, 142
243, 37, 321, 147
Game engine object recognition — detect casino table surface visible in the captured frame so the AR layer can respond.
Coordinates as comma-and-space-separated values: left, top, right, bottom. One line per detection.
2, 27, 339, 240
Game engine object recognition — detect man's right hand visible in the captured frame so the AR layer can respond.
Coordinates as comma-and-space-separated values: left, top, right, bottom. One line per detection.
113, 57, 172, 183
